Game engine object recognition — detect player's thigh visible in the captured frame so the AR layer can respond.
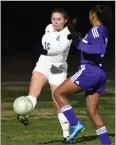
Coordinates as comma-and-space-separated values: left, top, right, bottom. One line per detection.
54, 78, 83, 98
30, 72, 48, 89
29, 72, 48, 97
49, 72, 75, 96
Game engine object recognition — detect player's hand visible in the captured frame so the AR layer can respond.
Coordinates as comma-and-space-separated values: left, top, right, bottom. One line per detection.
17, 114, 29, 126
67, 34, 73, 40
67, 33, 82, 47
39, 47, 48, 55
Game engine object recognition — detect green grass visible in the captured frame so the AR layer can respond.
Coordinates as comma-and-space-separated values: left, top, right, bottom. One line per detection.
1, 83, 115, 145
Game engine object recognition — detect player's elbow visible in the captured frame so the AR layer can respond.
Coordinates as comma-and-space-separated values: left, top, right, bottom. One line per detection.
96, 47, 106, 54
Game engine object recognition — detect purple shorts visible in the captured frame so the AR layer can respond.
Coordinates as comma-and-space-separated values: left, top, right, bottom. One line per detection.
70, 64, 106, 93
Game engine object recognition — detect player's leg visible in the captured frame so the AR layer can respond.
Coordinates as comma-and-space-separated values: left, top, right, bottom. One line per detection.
54, 64, 86, 107
85, 92, 103, 128
54, 65, 88, 143
17, 71, 48, 126
54, 78, 83, 106
27, 71, 48, 109
27, 57, 49, 110
54, 78, 85, 143
49, 70, 70, 141
17, 57, 49, 126
85, 92, 112, 145
53, 65, 85, 107
50, 84, 61, 112
50, 84, 70, 140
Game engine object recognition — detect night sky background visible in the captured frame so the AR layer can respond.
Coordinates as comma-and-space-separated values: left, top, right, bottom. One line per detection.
1, 1, 115, 81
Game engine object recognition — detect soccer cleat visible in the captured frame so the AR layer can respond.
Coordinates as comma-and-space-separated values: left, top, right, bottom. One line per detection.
62, 137, 69, 143
17, 114, 29, 126
66, 121, 85, 143
62, 138, 67, 143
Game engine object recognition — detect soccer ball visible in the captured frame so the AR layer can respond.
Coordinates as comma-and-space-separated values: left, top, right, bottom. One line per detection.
13, 96, 33, 115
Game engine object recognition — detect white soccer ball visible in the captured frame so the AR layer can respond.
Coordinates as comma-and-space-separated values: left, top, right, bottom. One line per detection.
13, 96, 33, 115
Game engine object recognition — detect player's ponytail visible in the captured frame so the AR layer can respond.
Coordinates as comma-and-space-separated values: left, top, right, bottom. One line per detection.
91, 4, 113, 33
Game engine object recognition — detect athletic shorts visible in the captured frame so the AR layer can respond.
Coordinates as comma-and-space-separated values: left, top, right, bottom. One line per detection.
70, 64, 106, 93
33, 56, 68, 86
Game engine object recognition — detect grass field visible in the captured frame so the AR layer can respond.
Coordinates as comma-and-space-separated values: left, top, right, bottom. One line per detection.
1, 81, 115, 145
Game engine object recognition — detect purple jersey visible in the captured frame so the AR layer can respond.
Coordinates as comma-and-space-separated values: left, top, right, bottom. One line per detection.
76, 25, 108, 67
70, 25, 108, 93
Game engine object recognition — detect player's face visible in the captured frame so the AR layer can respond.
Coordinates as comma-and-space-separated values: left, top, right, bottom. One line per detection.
51, 12, 67, 31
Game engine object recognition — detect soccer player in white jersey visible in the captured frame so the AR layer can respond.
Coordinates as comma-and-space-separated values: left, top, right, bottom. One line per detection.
17, 8, 73, 141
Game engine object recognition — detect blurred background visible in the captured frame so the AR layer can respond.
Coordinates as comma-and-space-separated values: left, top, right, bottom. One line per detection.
2, 1, 115, 82
1, 1, 115, 144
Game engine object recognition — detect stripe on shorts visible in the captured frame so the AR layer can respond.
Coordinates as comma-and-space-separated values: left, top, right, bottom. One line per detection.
70, 65, 85, 82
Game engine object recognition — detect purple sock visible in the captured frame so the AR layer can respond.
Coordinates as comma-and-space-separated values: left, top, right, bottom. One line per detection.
61, 105, 78, 126
96, 126, 111, 145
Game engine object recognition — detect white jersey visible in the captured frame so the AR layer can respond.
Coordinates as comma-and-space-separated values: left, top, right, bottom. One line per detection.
40, 24, 72, 64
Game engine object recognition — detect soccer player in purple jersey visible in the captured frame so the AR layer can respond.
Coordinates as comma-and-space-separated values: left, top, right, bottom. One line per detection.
53, 4, 113, 144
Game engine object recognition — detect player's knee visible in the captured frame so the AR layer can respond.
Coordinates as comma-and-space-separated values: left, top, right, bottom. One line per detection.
53, 89, 61, 100
32, 72, 39, 78
87, 109, 97, 117
53, 89, 59, 99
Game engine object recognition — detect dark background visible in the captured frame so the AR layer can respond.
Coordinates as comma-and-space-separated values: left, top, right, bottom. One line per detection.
1, 1, 115, 81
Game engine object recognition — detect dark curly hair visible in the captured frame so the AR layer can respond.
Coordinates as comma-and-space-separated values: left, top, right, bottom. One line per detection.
90, 4, 113, 32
